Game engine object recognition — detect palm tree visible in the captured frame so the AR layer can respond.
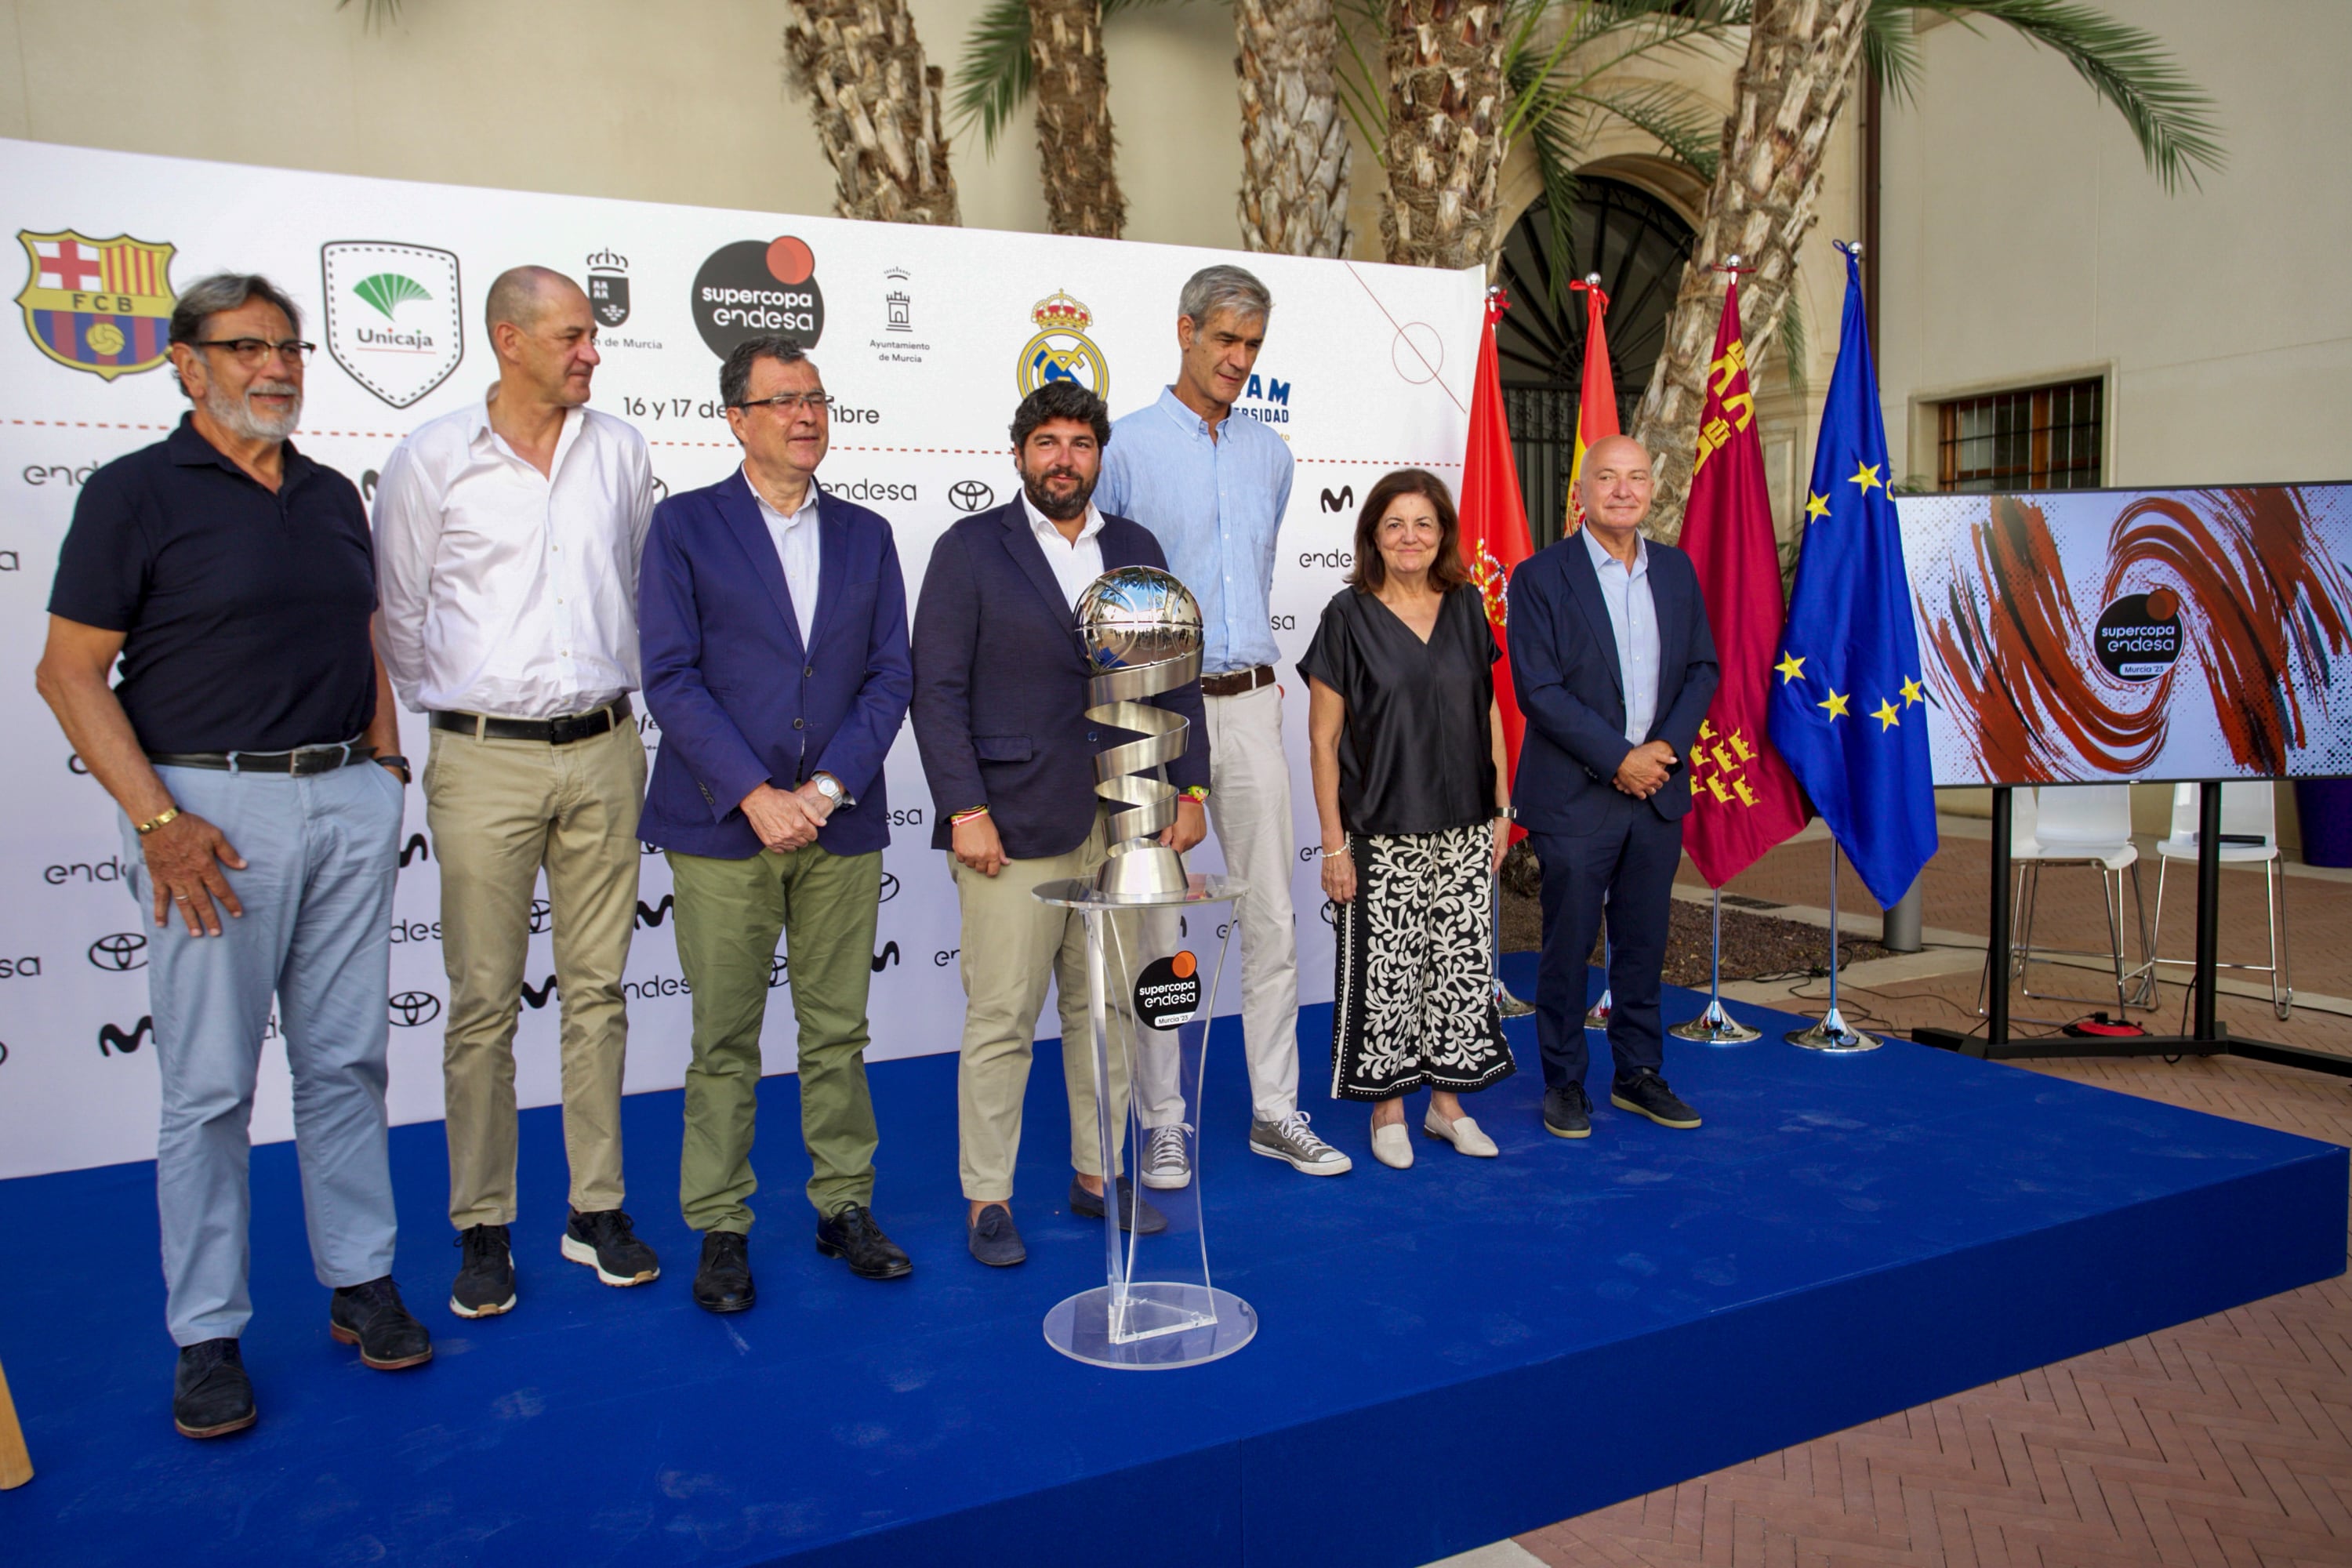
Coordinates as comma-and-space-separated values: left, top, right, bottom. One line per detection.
1237, 0, 1357, 256
1627, 0, 2224, 533
1029, 0, 1128, 236
783, 0, 964, 226
957, 0, 1356, 254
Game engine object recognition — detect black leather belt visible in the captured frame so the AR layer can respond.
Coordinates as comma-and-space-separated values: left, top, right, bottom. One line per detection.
430, 695, 631, 746
147, 739, 375, 775
1199, 664, 1276, 699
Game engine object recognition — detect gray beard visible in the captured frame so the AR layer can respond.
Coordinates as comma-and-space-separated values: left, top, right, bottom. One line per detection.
203, 379, 302, 442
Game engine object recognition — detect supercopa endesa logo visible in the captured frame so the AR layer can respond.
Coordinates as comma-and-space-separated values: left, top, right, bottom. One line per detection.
692, 236, 824, 359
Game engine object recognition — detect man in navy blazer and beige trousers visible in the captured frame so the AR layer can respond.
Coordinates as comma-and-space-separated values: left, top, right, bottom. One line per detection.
638, 335, 914, 1312
1508, 436, 1719, 1142
911, 381, 1210, 1268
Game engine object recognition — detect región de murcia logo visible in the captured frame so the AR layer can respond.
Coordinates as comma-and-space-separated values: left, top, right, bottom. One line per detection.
1687, 718, 1766, 809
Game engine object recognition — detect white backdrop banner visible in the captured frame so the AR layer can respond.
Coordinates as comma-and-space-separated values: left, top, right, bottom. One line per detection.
0, 139, 1483, 1180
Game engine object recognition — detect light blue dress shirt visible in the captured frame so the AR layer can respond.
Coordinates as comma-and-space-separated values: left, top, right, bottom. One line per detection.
746, 467, 821, 650
1097, 386, 1294, 675
1581, 526, 1660, 746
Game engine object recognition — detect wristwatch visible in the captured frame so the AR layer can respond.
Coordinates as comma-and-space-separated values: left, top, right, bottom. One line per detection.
812, 773, 848, 809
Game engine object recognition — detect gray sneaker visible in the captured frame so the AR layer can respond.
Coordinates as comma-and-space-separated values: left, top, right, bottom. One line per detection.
1249, 1110, 1353, 1176
1141, 1123, 1193, 1191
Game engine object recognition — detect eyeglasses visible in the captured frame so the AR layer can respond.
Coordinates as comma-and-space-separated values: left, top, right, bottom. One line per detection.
729, 392, 833, 415
191, 338, 317, 367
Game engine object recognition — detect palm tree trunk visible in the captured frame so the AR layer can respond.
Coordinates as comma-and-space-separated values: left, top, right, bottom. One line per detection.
1029, 0, 1127, 238
1235, 0, 1355, 257
784, 0, 962, 226
1630, 0, 1869, 537
1377, 0, 1508, 271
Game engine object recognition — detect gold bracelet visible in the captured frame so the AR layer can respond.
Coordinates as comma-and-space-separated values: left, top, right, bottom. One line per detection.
135, 806, 180, 836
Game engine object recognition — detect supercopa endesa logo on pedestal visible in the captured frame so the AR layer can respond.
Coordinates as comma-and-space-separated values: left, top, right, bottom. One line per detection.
692, 236, 824, 358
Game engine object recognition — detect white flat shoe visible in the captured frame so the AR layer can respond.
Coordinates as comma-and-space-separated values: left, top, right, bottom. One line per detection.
1423, 1108, 1499, 1157
1370, 1114, 1414, 1169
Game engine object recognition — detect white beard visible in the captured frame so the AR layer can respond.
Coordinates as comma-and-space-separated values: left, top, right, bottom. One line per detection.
204, 378, 302, 442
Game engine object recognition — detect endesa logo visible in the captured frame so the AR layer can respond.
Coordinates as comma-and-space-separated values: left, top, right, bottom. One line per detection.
829, 478, 917, 504
692, 236, 825, 359
2095, 588, 2185, 681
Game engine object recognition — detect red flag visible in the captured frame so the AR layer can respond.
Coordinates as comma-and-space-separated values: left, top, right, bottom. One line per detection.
1460, 290, 1535, 834
1565, 278, 1618, 533
1679, 280, 1809, 886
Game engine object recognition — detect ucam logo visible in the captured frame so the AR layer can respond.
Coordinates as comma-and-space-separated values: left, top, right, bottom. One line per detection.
1236, 370, 1292, 427
321, 241, 464, 408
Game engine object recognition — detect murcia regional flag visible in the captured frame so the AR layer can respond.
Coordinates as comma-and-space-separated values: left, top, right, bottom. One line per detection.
1677, 277, 1807, 887
1461, 289, 1535, 825
16, 230, 176, 381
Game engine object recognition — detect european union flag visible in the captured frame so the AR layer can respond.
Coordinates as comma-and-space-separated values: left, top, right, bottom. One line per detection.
1766, 245, 1938, 906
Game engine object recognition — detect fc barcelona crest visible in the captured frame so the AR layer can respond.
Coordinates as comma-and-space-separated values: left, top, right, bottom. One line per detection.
16, 229, 176, 381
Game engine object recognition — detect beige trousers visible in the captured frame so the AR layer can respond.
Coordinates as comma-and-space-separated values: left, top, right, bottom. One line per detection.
1138, 681, 1301, 1126
952, 811, 1139, 1203
424, 719, 646, 1228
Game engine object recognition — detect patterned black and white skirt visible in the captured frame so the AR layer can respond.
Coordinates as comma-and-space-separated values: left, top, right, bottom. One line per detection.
1330, 822, 1515, 1101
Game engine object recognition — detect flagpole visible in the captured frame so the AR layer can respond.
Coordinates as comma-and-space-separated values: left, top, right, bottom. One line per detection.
1671, 888, 1761, 1044
1585, 916, 1613, 1030
1788, 840, 1878, 1051
1492, 863, 1532, 1017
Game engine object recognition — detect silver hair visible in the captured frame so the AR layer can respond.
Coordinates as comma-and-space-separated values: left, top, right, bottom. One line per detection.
166, 273, 304, 403
1177, 264, 1271, 328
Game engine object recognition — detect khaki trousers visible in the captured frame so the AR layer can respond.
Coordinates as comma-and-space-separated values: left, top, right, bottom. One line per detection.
666, 844, 883, 1232
953, 811, 1138, 1203
425, 720, 646, 1228
1138, 682, 1301, 1126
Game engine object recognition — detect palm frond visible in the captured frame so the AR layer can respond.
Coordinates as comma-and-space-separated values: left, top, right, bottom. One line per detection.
1873, 0, 2223, 191
1331, 0, 1394, 163
1770, 282, 1806, 397
336, 0, 402, 27
949, 0, 1192, 154
1862, 5, 1922, 105
1569, 79, 1723, 180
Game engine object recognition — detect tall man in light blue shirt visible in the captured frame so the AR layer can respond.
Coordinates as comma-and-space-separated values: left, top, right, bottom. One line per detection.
1097, 266, 1352, 1185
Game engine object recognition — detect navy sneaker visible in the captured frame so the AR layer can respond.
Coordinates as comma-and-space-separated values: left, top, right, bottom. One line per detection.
1542, 1083, 1592, 1138
561, 1208, 660, 1286
967, 1203, 1026, 1267
450, 1223, 515, 1318
1612, 1070, 1702, 1129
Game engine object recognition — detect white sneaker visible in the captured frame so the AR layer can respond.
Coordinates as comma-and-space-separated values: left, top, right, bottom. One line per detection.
1140, 1123, 1193, 1190
1370, 1114, 1414, 1170
1248, 1110, 1354, 1175
1422, 1107, 1499, 1157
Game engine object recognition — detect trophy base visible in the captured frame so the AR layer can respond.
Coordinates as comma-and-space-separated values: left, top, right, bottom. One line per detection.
1093, 844, 1188, 901
1044, 1284, 1258, 1370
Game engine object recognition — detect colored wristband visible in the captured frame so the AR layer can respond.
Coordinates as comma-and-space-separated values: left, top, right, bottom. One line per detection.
135, 806, 180, 836
950, 805, 991, 826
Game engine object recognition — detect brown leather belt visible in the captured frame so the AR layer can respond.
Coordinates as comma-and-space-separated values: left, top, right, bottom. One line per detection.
430, 695, 632, 746
1199, 664, 1276, 699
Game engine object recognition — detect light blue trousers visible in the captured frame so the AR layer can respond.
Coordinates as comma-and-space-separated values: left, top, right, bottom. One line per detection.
122, 761, 405, 1346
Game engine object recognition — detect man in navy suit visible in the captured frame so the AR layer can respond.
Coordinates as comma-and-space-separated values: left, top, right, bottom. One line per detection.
638, 335, 914, 1312
910, 381, 1210, 1268
1507, 435, 1720, 1140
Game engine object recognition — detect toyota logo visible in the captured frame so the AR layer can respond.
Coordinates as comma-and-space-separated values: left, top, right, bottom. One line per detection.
1319, 898, 1338, 927
949, 480, 995, 513
389, 991, 443, 1027
88, 931, 148, 971
878, 872, 899, 904
529, 898, 553, 935
768, 955, 789, 989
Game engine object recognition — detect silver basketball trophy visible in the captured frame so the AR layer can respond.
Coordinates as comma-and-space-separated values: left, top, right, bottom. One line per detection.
1035, 564, 1254, 1370
1076, 566, 1204, 901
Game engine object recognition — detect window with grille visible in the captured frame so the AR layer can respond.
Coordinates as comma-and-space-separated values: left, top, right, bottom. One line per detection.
1936, 379, 2103, 492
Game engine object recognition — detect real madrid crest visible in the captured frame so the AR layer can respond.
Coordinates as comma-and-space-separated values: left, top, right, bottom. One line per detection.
1018, 289, 1108, 399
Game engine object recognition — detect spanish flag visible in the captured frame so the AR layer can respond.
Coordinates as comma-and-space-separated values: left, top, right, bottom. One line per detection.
1564, 278, 1618, 533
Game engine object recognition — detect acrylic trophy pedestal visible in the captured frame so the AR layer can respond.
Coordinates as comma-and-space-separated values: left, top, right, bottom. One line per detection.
1030, 873, 1255, 1370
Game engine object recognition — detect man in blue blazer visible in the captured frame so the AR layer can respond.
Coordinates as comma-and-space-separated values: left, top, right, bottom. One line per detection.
910, 381, 1210, 1268
638, 335, 914, 1312
1508, 435, 1720, 1140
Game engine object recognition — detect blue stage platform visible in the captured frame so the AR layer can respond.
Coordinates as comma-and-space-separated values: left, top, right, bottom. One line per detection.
2, 958, 2343, 1567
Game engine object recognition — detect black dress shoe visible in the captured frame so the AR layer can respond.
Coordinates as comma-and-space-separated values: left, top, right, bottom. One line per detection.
1612, 1069, 1702, 1128
172, 1338, 256, 1439
693, 1231, 755, 1314
1069, 1175, 1167, 1234
329, 1277, 434, 1370
816, 1203, 913, 1279
451, 1223, 516, 1318
967, 1203, 1026, 1267
1542, 1083, 1592, 1138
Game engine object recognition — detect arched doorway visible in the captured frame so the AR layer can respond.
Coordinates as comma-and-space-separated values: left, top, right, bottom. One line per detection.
1496, 176, 1695, 545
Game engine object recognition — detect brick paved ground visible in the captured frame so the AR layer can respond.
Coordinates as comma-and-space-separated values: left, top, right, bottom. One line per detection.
1497, 822, 2352, 1567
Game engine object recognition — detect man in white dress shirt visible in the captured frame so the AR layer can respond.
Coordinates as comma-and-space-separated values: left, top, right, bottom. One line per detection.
373, 265, 659, 1319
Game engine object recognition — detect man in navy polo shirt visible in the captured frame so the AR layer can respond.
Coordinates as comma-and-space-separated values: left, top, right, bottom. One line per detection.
36, 273, 430, 1442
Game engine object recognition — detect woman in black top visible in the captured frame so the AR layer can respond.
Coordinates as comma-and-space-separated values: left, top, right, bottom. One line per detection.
1300, 468, 1514, 1171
